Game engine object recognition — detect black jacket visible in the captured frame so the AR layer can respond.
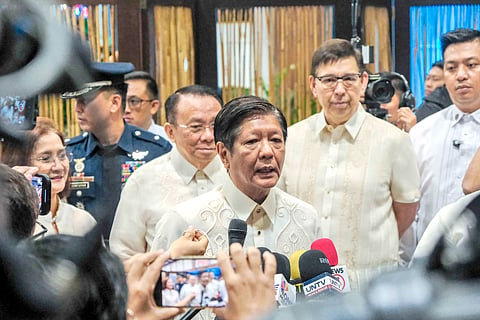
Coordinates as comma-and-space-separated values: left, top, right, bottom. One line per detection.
415, 85, 453, 122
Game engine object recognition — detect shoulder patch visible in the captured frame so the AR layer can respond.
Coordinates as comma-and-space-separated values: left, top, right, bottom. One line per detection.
133, 129, 170, 147
66, 132, 89, 146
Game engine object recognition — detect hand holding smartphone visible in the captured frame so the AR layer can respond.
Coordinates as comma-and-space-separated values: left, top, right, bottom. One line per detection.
154, 257, 228, 309
31, 174, 51, 215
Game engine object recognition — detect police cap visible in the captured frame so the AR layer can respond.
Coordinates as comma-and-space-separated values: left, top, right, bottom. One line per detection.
61, 62, 135, 99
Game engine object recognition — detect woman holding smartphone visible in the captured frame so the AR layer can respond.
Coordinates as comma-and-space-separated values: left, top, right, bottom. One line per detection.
3, 118, 96, 236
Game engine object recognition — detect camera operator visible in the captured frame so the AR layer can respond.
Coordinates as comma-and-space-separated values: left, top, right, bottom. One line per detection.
378, 72, 417, 132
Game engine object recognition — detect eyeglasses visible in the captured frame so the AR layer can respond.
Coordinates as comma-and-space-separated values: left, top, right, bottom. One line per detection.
176, 123, 215, 134
31, 220, 48, 240
32, 149, 71, 165
127, 97, 155, 109
313, 73, 361, 89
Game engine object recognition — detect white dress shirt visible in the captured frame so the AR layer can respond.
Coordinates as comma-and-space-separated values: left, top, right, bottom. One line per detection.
110, 147, 229, 260
278, 106, 420, 289
152, 177, 323, 257
410, 105, 480, 242
37, 199, 97, 236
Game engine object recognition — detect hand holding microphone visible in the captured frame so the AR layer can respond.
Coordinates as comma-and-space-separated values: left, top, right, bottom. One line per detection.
216, 244, 276, 320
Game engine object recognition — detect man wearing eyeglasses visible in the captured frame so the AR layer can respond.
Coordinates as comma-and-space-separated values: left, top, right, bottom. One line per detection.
278, 39, 420, 290
124, 71, 170, 142
110, 85, 228, 261
62, 62, 172, 240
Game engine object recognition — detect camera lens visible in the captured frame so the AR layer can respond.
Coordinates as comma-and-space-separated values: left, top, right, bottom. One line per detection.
370, 79, 395, 104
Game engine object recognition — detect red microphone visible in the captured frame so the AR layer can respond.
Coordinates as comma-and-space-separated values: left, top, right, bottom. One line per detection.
310, 238, 351, 292
310, 238, 338, 266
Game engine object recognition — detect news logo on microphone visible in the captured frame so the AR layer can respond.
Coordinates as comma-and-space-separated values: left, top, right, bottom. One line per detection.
302, 272, 343, 297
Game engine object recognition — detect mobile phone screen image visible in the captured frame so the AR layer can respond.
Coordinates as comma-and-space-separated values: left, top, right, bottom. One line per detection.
31, 174, 51, 215
154, 257, 228, 308
0, 95, 38, 130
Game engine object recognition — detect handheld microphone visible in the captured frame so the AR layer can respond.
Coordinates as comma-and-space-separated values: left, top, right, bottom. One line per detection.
289, 249, 307, 282
453, 139, 463, 149
228, 219, 247, 248
299, 250, 343, 298
257, 247, 272, 271
311, 238, 339, 266
272, 252, 296, 306
310, 238, 351, 292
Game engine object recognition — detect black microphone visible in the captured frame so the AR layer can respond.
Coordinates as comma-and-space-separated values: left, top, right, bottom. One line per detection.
453, 139, 463, 149
272, 252, 296, 306
299, 250, 343, 299
273, 252, 291, 280
228, 219, 247, 247
257, 247, 272, 271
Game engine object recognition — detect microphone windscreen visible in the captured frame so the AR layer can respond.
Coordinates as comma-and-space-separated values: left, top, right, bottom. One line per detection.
299, 250, 332, 283
228, 219, 247, 247
289, 249, 306, 281
273, 252, 291, 280
257, 247, 271, 271
310, 238, 339, 266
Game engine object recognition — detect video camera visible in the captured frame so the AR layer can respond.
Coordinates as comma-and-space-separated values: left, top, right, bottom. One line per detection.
363, 74, 395, 120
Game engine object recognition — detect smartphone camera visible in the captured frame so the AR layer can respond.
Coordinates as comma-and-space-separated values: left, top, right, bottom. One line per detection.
31, 174, 51, 215
154, 257, 228, 308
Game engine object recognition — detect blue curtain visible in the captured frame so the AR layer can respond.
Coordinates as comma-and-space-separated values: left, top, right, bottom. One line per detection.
410, 5, 480, 107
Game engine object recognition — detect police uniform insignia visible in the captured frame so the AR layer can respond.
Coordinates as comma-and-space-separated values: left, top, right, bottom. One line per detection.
131, 150, 149, 161
73, 157, 86, 173
121, 161, 145, 183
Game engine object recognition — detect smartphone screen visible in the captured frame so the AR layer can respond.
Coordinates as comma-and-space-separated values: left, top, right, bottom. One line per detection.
154, 257, 228, 308
0, 95, 38, 130
31, 174, 51, 215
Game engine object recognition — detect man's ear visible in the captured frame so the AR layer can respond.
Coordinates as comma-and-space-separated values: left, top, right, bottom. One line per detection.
164, 122, 175, 142
150, 100, 160, 116
110, 93, 123, 113
216, 142, 230, 171
309, 75, 318, 99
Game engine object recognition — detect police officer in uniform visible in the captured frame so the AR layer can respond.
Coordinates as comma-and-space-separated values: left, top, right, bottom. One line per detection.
62, 62, 171, 240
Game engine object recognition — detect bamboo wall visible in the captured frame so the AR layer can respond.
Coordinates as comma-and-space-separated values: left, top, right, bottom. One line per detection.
216, 6, 334, 125
153, 6, 195, 125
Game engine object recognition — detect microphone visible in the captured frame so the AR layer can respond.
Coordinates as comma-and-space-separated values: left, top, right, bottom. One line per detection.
452, 139, 463, 149
257, 247, 271, 271
272, 252, 296, 306
310, 238, 351, 292
311, 238, 339, 266
228, 219, 247, 248
289, 249, 307, 284
299, 250, 343, 298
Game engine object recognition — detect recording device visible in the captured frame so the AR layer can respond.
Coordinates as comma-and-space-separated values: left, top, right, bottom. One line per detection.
363, 74, 395, 119
299, 250, 343, 298
311, 238, 339, 266
311, 238, 351, 292
453, 139, 463, 149
273, 252, 296, 306
228, 218, 247, 247
289, 249, 307, 287
0, 95, 38, 131
31, 174, 51, 216
154, 257, 227, 308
